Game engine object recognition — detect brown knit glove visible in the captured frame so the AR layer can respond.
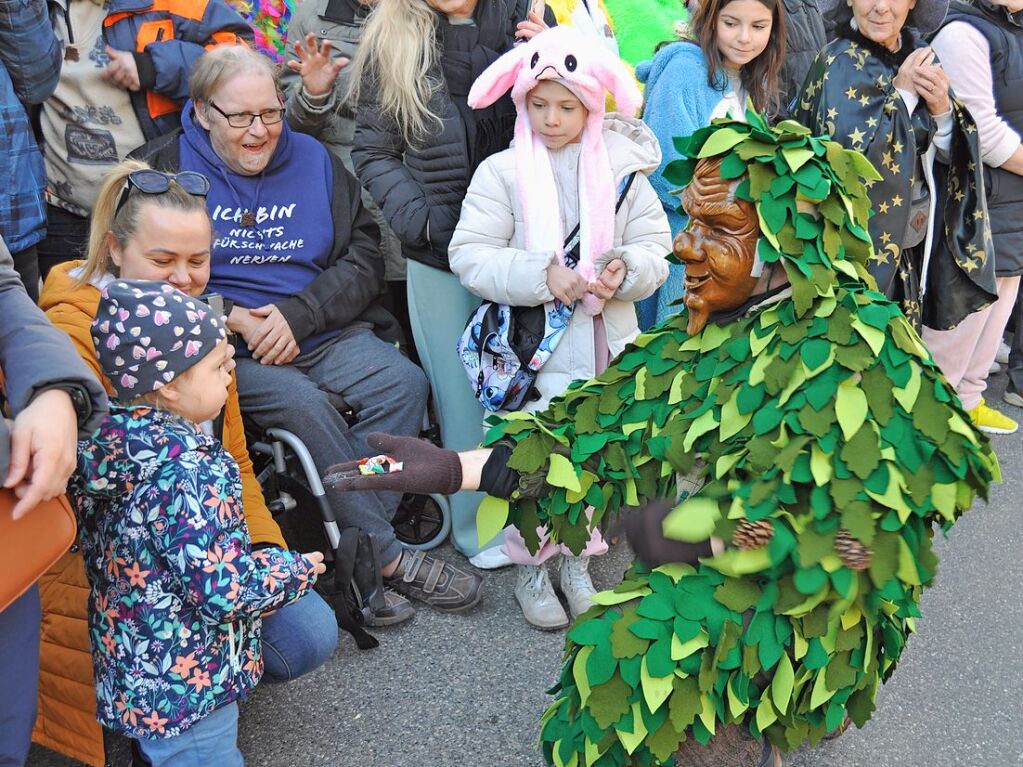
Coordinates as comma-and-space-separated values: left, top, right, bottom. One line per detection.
323, 433, 463, 496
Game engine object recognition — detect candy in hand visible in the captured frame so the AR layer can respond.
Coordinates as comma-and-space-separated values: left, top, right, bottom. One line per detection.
323, 432, 462, 496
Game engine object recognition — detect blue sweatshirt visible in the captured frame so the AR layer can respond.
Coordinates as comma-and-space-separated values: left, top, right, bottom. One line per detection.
179, 103, 337, 355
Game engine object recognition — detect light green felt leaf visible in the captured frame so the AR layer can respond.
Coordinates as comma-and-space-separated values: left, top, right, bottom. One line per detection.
641, 656, 676, 713
617, 701, 650, 755
772, 653, 796, 714
592, 587, 652, 606
704, 546, 773, 576
810, 668, 837, 709
783, 146, 815, 172
574, 645, 594, 706
835, 383, 868, 440
476, 496, 509, 548
547, 453, 582, 492
663, 497, 722, 543
697, 127, 747, 157
756, 695, 778, 731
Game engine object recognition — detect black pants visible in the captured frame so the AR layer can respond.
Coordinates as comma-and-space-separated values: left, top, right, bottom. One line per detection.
1007, 280, 1023, 395
36, 204, 90, 282
9, 245, 39, 303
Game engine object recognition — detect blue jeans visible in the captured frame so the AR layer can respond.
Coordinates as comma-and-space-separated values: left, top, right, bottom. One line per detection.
0, 585, 40, 767
260, 589, 337, 683
136, 702, 243, 767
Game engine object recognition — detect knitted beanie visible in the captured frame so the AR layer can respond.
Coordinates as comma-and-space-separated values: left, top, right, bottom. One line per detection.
92, 280, 227, 400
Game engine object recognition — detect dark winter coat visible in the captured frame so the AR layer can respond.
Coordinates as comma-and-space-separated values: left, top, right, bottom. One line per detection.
351, 0, 530, 271
939, 0, 1023, 276
777, 0, 827, 118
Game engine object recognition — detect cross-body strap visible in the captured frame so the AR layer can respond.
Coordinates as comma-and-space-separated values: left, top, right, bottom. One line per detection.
564, 171, 638, 270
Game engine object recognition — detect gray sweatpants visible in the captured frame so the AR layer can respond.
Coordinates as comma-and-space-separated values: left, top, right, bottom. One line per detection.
235, 327, 429, 564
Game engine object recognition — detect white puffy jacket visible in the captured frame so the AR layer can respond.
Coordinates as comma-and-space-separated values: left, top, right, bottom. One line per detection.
449, 114, 671, 410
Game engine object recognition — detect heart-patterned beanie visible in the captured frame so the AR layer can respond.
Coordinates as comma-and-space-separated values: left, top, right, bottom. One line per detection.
92, 280, 227, 400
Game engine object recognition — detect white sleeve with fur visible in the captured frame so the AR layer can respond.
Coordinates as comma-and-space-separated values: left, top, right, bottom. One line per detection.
448, 158, 558, 308
601, 173, 672, 303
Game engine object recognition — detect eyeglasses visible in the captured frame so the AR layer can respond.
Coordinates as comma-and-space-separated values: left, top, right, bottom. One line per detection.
208, 101, 286, 128
115, 170, 211, 215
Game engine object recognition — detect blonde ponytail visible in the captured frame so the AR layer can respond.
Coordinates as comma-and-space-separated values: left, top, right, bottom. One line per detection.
346, 0, 444, 147
78, 160, 211, 287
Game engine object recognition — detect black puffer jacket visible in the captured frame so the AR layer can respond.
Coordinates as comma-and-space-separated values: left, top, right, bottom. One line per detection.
777, 0, 827, 118
352, 0, 531, 272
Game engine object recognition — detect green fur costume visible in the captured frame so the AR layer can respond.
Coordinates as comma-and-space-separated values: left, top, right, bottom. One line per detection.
478, 114, 999, 767
602, 0, 688, 67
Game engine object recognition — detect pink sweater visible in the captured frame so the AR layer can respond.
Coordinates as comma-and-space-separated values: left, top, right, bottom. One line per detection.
931, 21, 1022, 168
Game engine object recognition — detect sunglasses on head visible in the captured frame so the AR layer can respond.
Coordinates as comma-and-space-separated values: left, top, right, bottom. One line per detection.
115, 170, 211, 215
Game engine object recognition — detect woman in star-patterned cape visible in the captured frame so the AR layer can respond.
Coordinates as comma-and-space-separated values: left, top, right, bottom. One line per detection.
794, 0, 995, 332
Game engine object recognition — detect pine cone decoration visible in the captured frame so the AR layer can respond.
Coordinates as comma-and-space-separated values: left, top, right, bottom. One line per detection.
732, 519, 774, 550
835, 529, 872, 571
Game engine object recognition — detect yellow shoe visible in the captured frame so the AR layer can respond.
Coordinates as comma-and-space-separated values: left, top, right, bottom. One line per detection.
968, 399, 1019, 435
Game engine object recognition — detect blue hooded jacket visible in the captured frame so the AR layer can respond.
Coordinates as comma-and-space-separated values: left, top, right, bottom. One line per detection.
636, 42, 731, 329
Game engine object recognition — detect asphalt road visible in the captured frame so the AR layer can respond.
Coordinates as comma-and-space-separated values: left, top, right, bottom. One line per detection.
29, 376, 1023, 767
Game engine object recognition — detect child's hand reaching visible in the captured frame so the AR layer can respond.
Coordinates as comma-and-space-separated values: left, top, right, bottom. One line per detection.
588, 259, 627, 300
546, 262, 589, 305
303, 551, 327, 577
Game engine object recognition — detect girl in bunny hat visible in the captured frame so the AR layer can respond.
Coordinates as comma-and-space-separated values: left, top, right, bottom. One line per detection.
70, 279, 324, 764
448, 25, 671, 630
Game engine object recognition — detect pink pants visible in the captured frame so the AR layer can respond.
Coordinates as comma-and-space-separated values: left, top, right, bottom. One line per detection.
923, 276, 1020, 411
501, 515, 609, 566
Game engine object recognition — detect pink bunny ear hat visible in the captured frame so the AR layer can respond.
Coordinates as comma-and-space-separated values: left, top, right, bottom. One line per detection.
468, 26, 641, 315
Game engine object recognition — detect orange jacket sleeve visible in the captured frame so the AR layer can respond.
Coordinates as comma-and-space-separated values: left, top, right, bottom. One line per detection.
222, 372, 287, 548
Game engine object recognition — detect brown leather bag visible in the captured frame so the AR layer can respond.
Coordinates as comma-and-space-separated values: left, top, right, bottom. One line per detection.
0, 490, 77, 611
0, 366, 78, 611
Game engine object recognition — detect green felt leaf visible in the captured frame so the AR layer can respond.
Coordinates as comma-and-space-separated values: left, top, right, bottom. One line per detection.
611, 614, 651, 659
867, 532, 900, 588
840, 425, 880, 480
798, 527, 835, 567
841, 502, 876, 546
697, 127, 748, 157
669, 676, 702, 732
714, 579, 763, 612
476, 496, 509, 549
588, 674, 633, 729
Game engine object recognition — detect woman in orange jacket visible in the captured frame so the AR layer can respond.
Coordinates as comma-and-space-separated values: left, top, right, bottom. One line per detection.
33, 161, 339, 767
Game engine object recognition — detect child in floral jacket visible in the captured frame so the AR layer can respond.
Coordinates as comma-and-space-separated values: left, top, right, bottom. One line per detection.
70, 279, 324, 765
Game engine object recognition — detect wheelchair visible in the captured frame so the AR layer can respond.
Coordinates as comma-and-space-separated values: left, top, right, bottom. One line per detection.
244, 393, 452, 554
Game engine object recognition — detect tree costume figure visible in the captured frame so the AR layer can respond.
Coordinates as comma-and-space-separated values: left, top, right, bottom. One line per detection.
794, 16, 996, 331
327, 116, 998, 766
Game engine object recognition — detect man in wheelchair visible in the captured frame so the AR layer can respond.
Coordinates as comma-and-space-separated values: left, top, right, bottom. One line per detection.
132, 46, 484, 625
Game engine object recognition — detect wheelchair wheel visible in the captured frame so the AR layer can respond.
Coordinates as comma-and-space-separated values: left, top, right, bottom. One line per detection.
392, 492, 451, 551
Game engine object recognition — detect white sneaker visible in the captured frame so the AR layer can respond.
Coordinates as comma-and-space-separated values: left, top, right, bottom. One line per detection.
990, 360, 1002, 375
997, 340, 1011, 365
468, 545, 513, 570
559, 555, 598, 618
514, 565, 569, 630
